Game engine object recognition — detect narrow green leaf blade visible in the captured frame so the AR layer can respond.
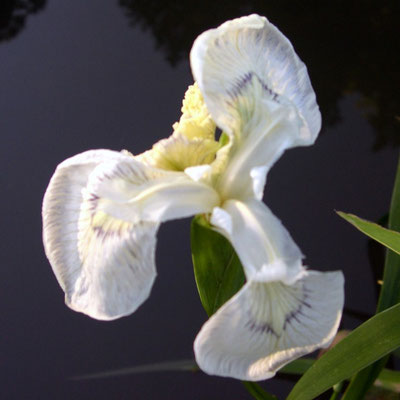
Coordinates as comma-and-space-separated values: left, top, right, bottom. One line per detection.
278, 358, 314, 375
190, 215, 245, 316
278, 357, 398, 381
242, 382, 278, 400
71, 359, 198, 380
341, 357, 387, 400
377, 153, 400, 311
342, 154, 400, 399
337, 211, 400, 255
286, 302, 400, 400
375, 369, 400, 399
379, 368, 400, 385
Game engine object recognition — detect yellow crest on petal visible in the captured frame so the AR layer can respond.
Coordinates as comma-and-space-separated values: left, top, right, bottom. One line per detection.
173, 82, 216, 140
137, 83, 221, 173
139, 133, 219, 172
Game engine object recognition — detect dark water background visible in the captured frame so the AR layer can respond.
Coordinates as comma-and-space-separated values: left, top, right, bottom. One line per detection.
1, 1, 399, 398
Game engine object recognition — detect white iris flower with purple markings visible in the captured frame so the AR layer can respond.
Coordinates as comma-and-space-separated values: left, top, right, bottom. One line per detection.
42, 15, 344, 381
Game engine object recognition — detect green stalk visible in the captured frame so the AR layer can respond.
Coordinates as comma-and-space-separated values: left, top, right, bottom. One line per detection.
329, 381, 344, 400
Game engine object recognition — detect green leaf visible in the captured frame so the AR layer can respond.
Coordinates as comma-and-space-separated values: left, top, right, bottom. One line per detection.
279, 357, 400, 384
337, 212, 400, 255
286, 302, 400, 400
329, 381, 345, 400
70, 359, 198, 380
278, 358, 314, 375
379, 368, 400, 391
190, 215, 245, 316
342, 154, 400, 399
377, 153, 400, 312
242, 382, 278, 400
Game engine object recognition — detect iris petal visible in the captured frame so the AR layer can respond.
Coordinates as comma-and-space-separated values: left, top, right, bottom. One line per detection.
191, 14, 321, 200
211, 199, 303, 282
191, 14, 321, 145
194, 270, 344, 381
43, 149, 220, 320
43, 150, 158, 320
87, 154, 220, 223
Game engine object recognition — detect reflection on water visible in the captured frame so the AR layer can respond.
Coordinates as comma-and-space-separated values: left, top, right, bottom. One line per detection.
0, 0, 46, 42
2, 0, 398, 149
119, 0, 400, 150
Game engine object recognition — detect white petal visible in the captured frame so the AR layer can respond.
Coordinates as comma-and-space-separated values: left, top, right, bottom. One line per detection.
250, 165, 269, 201
191, 14, 321, 145
210, 207, 233, 236
43, 150, 158, 320
86, 156, 220, 223
184, 164, 212, 182
191, 14, 321, 200
221, 101, 300, 199
194, 270, 344, 381
211, 199, 303, 282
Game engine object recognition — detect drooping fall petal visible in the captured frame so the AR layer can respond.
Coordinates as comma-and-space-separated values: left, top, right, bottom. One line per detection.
43, 150, 219, 320
194, 270, 344, 381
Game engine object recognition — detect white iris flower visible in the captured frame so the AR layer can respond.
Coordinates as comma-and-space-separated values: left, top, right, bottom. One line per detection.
42, 15, 344, 381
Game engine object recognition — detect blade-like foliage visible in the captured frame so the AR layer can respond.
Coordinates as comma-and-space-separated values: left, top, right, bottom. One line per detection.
242, 382, 278, 400
342, 154, 400, 399
287, 302, 400, 400
71, 359, 198, 380
279, 358, 313, 375
190, 215, 245, 316
337, 212, 400, 255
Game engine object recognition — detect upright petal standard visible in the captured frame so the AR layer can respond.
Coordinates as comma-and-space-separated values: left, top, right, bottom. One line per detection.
42, 14, 344, 381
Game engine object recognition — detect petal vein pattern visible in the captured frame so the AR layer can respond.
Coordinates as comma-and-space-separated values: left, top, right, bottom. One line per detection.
191, 14, 321, 145
194, 271, 344, 381
42, 150, 219, 320
191, 14, 322, 200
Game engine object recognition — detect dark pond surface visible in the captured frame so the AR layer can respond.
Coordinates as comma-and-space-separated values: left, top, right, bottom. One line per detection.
1, 1, 399, 399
